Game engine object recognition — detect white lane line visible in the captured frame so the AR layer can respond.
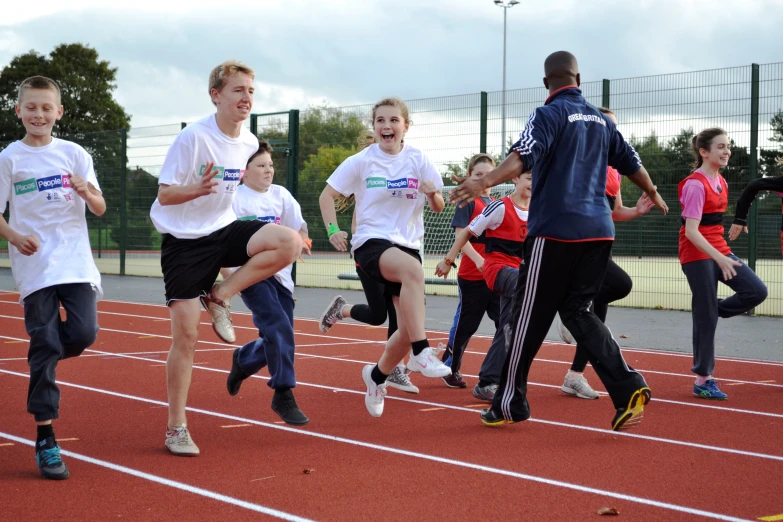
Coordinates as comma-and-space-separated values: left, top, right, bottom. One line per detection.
3, 330, 781, 420
1, 299, 780, 367
0, 370, 755, 522
3, 311, 780, 389
43, 350, 783, 462
0, 431, 312, 521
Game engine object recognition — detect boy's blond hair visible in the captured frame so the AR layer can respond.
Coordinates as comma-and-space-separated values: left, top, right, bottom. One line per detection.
17, 76, 61, 104
208, 60, 255, 104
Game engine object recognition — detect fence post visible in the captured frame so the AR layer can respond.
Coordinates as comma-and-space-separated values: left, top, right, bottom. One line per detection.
119, 128, 128, 276
286, 110, 300, 284
250, 114, 258, 138
747, 63, 760, 315
602, 79, 610, 108
480, 91, 488, 154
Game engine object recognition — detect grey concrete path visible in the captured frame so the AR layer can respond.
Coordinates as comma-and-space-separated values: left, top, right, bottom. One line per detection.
1, 269, 780, 362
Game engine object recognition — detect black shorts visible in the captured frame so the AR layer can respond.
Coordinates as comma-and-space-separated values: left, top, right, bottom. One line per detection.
353, 238, 422, 297
161, 220, 267, 304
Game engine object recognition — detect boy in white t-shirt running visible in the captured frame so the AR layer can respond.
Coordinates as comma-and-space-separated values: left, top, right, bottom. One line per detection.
222, 140, 311, 425
0, 76, 105, 480
149, 61, 302, 456
320, 97, 451, 418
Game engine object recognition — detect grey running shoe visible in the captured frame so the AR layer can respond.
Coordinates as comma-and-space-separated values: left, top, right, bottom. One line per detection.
165, 425, 200, 457
472, 383, 498, 402
200, 285, 235, 344
35, 438, 69, 480
319, 295, 347, 333
386, 365, 419, 394
561, 373, 600, 400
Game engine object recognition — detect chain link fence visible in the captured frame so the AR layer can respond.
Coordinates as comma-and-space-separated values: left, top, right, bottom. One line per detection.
1, 62, 781, 315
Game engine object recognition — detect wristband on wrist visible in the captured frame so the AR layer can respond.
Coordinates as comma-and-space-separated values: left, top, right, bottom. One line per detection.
444, 257, 457, 268
327, 223, 341, 238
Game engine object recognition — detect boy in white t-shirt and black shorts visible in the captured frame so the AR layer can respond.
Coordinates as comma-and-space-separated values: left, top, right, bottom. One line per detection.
0, 76, 105, 480
149, 61, 302, 456
320, 97, 452, 418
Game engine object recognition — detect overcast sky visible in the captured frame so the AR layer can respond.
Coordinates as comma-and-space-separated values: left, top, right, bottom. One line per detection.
1, 0, 781, 128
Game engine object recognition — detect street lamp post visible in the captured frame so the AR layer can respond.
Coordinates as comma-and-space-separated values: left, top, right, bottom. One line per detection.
494, 0, 519, 159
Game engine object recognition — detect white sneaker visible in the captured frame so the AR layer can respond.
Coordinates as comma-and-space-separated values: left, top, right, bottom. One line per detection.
319, 295, 346, 333
362, 365, 387, 417
200, 286, 235, 344
561, 373, 600, 400
165, 425, 200, 456
386, 364, 419, 394
406, 347, 452, 378
555, 314, 574, 344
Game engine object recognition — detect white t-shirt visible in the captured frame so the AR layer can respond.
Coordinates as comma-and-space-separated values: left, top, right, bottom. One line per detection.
232, 184, 305, 294
326, 143, 443, 253
149, 115, 258, 239
468, 197, 529, 236
0, 139, 103, 303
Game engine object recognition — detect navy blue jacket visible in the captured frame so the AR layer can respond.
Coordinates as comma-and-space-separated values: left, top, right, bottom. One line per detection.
511, 86, 642, 241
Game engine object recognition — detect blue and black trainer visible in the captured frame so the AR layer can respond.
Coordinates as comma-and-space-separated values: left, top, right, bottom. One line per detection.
693, 379, 728, 400
35, 437, 69, 480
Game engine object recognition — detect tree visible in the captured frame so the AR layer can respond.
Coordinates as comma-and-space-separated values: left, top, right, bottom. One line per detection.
0, 43, 130, 141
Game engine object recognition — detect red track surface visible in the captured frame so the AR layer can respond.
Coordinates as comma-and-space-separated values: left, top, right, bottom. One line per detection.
0, 293, 781, 521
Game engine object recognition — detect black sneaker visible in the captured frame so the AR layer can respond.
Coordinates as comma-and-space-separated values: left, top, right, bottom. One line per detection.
271, 389, 310, 426
611, 387, 652, 431
227, 348, 249, 396
35, 437, 69, 480
441, 372, 467, 389
480, 399, 530, 427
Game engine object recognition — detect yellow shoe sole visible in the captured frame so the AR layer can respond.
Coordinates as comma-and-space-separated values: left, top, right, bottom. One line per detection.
612, 387, 651, 432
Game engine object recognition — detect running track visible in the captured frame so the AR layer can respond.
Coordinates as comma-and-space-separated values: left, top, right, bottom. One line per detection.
0, 293, 781, 521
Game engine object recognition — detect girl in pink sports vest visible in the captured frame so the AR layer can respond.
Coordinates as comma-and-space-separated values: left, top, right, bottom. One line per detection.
679, 128, 767, 400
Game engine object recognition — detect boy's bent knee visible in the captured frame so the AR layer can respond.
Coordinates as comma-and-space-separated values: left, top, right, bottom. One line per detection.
62, 325, 98, 359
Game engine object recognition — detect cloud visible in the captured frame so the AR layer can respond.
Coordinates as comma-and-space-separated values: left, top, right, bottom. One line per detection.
1, 0, 781, 134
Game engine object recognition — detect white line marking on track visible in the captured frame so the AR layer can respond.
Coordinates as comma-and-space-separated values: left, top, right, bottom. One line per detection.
0, 431, 312, 521
0, 373, 755, 522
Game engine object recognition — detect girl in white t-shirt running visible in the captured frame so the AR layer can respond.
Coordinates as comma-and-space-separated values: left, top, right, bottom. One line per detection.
320, 98, 451, 417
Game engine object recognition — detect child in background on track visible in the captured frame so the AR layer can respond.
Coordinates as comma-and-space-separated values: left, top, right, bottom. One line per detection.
223, 140, 311, 425
436, 154, 504, 393
319, 130, 418, 395
679, 127, 767, 400
557, 107, 655, 400
320, 97, 450, 417
729, 159, 783, 255
0, 76, 105, 479
436, 172, 535, 401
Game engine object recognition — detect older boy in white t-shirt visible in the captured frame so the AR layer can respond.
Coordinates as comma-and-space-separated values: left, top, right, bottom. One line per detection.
0, 76, 105, 480
149, 61, 302, 456
222, 140, 311, 425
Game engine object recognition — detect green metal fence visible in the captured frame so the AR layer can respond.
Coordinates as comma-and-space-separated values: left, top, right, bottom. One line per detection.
0, 62, 781, 315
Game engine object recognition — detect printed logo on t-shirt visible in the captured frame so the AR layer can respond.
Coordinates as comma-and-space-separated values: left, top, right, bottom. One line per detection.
386, 177, 419, 190
13, 178, 37, 195
199, 164, 226, 179
223, 169, 242, 182
366, 177, 386, 189
406, 193, 418, 200
390, 190, 404, 198
46, 191, 61, 202
237, 214, 281, 224
37, 175, 63, 192
62, 175, 71, 189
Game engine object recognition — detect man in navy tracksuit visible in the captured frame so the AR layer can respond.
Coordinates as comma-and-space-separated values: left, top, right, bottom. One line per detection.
451, 51, 669, 431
